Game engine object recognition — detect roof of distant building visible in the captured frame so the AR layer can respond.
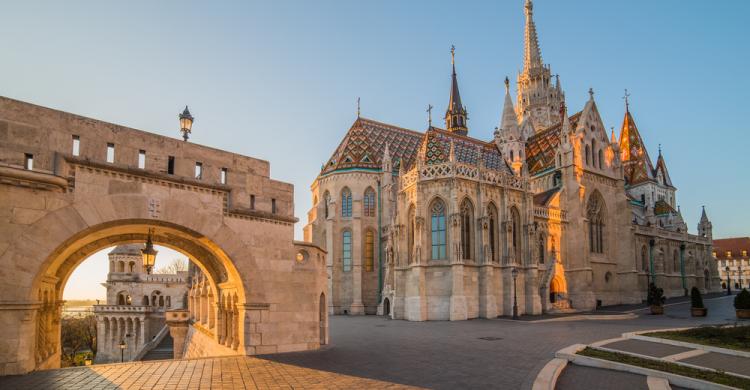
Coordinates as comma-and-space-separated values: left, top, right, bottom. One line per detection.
713, 237, 750, 259
108, 244, 142, 256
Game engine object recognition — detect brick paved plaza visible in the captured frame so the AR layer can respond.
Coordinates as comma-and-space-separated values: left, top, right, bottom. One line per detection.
0, 294, 740, 389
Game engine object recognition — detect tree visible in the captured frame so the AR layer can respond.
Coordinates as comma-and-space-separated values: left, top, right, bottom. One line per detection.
60, 315, 97, 367
155, 258, 188, 274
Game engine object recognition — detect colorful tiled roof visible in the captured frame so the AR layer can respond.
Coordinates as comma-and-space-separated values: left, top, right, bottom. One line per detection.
653, 199, 676, 216
525, 112, 581, 176
321, 118, 423, 175
619, 110, 655, 186
654, 152, 674, 188
417, 128, 511, 173
713, 237, 750, 260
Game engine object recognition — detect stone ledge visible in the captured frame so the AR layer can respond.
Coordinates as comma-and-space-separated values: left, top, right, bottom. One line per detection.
0, 165, 69, 192
531, 357, 568, 390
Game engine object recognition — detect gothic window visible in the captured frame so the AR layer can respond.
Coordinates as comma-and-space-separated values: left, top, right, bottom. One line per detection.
488, 204, 498, 262
598, 149, 604, 169
673, 250, 679, 274
511, 206, 521, 255
641, 245, 648, 272
364, 188, 376, 217
591, 140, 597, 167
430, 200, 446, 260
341, 188, 352, 217
587, 193, 605, 254
323, 191, 330, 218
460, 199, 474, 260
539, 234, 545, 264
342, 230, 352, 272
364, 230, 374, 272
585, 145, 590, 166
408, 205, 416, 262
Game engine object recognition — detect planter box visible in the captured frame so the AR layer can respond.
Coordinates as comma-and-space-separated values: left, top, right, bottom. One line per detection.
650, 305, 664, 315
690, 307, 707, 317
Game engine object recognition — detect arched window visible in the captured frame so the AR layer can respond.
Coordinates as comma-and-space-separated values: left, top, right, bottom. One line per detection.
166, 296, 171, 308
539, 234, 545, 264
364, 230, 374, 272
117, 261, 125, 272
585, 145, 591, 166
408, 205, 416, 262
488, 204, 498, 262
587, 193, 605, 254
430, 200, 446, 260
342, 230, 352, 271
341, 188, 352, 217
591, 140, 597, 167
128, 261, 135, 273
460, 199, 474, 260
511, 206, 521, 255
598, 149, 604, 169
323, 191, 330, 218
673, 250, 679, 274
142, 295, 149, 306
118, 292, 126, 305
363, 188, 376, 217
641, 245, 648, 272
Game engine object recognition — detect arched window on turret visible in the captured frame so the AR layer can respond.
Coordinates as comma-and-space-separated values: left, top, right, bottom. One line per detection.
128, 261, 135, 273
430, 200, 446, 260
342, 230, 352, 272
364, 229, 374, 272
363, 188, 376, 217
341, 188, 352, 217
585, 145, 591, 166
460, 199, 474, 261
598, 150, 604, 169
323, 191, 330, 219
587, 192, 605, 254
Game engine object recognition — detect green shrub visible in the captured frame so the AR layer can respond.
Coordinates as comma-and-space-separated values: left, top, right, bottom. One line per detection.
735, 289, 750, 310
647, 283, 665, 306
691, 287, 704, 309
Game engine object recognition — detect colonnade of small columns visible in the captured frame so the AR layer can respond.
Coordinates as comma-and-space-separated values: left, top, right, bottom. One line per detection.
96, 315, 147, 362
188, 269, 240, 350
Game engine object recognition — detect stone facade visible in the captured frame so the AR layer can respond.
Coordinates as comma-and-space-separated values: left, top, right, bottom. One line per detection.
0, 96, 327, 375
93, 245, 188, 363
713, 237, 750, 290
304, 0, 720, 321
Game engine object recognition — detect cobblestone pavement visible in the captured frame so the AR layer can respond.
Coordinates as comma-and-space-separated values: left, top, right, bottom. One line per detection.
0, 294, 740, 390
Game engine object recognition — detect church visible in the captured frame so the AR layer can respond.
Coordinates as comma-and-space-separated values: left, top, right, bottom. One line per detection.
303, 0, 720, 320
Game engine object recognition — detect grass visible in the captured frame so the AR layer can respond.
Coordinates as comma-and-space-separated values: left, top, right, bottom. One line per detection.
644, 325, 750, 352
577, 347, 750, 389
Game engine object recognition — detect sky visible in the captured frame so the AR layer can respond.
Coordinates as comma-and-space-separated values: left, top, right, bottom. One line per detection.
2, 1, 748, 298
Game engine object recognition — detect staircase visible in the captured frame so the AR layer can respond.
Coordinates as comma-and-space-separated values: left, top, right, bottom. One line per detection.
140, 334, 174, 361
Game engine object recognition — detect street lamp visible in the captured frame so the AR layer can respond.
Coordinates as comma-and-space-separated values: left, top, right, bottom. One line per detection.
179, 106, 194, 141
726, 266, 731, 295
511, 267, 519, 320
118, 339, 126, 363
141, 228, 158, 275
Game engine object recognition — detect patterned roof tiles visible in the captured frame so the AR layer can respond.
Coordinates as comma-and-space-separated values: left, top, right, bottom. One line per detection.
418, 127, 510, 173
619, 110, 656, 186
525, 112, 581, 176
321, 118, 423, 175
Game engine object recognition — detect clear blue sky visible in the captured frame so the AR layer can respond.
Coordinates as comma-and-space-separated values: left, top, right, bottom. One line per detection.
3, 1, 748, 298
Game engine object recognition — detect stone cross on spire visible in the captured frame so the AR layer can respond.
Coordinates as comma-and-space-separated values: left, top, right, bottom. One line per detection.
623, 89, 631, 112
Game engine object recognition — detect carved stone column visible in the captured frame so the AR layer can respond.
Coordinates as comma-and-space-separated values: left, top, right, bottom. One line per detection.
165, 310, 191, 359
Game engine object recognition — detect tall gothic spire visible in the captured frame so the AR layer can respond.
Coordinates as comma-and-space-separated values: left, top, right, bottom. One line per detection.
500, 77, 519, 134
523, 0, 543, 73
445, 45, 468, 136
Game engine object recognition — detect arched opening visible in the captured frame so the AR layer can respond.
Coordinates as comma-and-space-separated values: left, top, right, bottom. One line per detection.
319, 293, 327, 346
488, 203, 498, 263
510, 206, 521, 261
460, 198, 474, 261
363, 187, 376, 217
29, 220, 248, 370
430, 199, 446, 260
340, 187, 352, 218
383, 297, 391, 316
550, 274, 567, 304
587, 192, 605, 254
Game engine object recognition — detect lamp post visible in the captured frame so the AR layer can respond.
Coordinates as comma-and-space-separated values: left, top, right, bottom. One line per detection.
511, 267, 519, 320
118, 339, 126, 363
141, 228, 158, 275
726, 266, 731, 295
179, 106, 194, 141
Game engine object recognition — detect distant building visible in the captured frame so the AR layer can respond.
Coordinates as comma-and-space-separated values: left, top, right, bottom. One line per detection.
713, 237, 750, 290
93, 245, 188, 363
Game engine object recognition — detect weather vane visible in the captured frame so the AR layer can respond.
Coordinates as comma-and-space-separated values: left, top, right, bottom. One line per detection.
450, 45, 455, 65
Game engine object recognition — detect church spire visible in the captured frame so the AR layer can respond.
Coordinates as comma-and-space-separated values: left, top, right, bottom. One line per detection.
445, 45, 468, 136
500, 77, 519, 134
523, 0, 543, 73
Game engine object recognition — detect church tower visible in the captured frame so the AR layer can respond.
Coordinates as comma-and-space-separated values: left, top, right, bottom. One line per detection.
516, 0, 565, 132
698, 206, 713, 239
445, 46, 468, 136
